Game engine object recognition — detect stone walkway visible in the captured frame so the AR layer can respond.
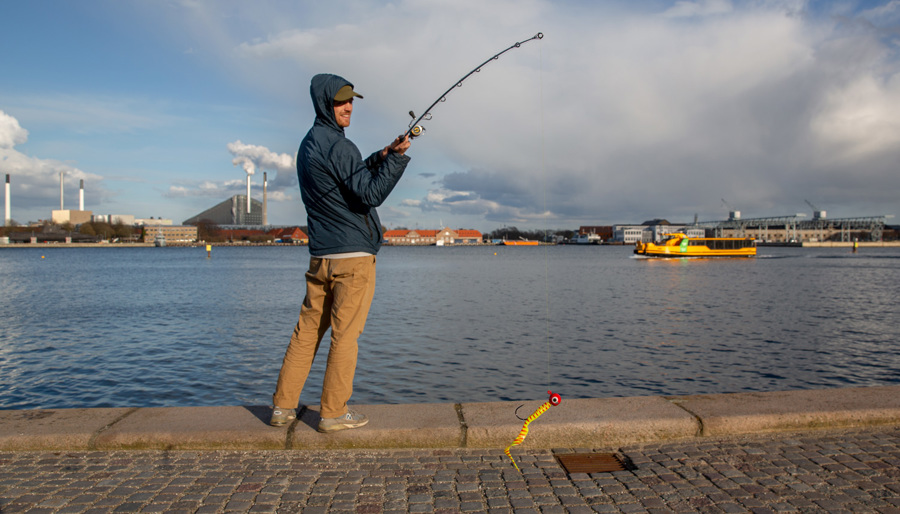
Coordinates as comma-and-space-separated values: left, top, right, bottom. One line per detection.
2, 426, 899, 513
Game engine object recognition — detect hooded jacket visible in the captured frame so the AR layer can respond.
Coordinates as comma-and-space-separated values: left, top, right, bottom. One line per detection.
297, 73, 411, 257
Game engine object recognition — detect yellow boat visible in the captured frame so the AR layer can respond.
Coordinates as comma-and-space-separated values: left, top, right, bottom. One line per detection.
501, 240, 539, 246
634, 233, 756, 258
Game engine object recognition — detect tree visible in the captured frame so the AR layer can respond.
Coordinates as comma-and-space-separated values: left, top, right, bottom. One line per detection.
194, 219, 223, 242
113, 221, 132, 239
79, 223, 96, 236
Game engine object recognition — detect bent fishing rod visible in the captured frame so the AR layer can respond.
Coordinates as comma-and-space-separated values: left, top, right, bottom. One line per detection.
404, 32, 543, 140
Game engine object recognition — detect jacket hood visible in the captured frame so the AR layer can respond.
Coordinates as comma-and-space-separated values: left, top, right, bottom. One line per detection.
309, 73, 354, 133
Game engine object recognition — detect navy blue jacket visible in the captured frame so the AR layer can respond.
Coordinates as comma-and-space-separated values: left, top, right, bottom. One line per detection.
298, 74, 410, 256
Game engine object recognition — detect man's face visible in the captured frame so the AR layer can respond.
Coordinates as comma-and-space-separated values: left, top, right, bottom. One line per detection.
333, 99, 353, 128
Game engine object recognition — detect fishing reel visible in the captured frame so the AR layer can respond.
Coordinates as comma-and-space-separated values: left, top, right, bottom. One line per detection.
408, 110, 431, 138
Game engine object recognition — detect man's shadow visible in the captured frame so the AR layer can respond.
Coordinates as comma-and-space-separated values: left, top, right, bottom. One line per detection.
243, 404, 320, 430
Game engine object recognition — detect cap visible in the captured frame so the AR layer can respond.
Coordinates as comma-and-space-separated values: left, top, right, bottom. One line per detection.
334, 85, 363, 102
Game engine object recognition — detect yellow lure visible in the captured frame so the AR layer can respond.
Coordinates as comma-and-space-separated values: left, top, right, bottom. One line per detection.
504, 391, 562, 471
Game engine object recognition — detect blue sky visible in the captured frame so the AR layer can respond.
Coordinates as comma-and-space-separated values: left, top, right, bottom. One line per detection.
1, 0, 899, 231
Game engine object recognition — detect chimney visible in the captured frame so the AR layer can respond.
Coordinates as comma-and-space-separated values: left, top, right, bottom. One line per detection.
79, 179, 84, 211
263, 172, 268, 226
4, 174, 9, 226
246, 175, 251, 214
59, 171, 64, 210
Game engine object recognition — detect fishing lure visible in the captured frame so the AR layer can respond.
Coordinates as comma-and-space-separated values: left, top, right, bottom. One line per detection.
504, 390, 562, 471
406, 32, 543, 139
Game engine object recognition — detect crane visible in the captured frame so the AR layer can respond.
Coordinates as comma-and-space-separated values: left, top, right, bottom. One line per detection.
721, 199, 740, 221
805, 199, 826, 220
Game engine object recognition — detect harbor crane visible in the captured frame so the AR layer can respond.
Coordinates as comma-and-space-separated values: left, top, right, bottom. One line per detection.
804, 199, 826, 220
721, 199, 740, 221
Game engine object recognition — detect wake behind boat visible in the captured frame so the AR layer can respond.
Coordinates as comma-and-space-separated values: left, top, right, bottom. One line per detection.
634, 233, 756, 258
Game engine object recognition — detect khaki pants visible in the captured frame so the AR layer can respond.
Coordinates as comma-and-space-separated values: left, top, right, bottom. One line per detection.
273, 255, 376, 418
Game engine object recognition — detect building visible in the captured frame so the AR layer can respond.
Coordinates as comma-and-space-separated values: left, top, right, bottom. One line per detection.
92, 214, 135, 225
611, 225, 647, 244
142, 225, 198, 244
51, 210, 92, 225
183, 195, 263, 226
268, 227, 308, 243
135, 218, 173, 226
701, 214, 892, 242
383, 228, 483, 245
578, 226, 614, 241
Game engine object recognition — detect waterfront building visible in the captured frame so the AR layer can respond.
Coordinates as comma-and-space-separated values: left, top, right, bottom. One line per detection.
267, 227, 308, 243
611, 225, 647, 244
141, 225, 198, 244
578, 226, 614, 241
384, 228, 482, 245
183, 195, 262, 226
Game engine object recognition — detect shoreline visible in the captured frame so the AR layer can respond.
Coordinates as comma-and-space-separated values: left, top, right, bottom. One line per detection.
2, 241, 899, 249
2, 385, 899, 452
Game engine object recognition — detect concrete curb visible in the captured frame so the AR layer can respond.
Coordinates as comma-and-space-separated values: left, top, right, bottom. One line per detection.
2, 385, 899, 451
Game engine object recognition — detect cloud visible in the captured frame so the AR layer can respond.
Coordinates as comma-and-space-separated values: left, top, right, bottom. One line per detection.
99, 0, 900, 227
0, 111, 29, 148
226, 140, 295, 186
0, 110, 103, 219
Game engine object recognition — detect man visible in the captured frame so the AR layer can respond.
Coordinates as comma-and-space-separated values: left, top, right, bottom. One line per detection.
271, 73, 411, 432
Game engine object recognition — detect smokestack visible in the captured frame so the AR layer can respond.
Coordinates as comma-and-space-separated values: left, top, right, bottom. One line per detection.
4, 174, 9, 226
59, 171, 64, 210
79, 179, 84, 211
263, 172, 268, 226
246, 175, 251, 214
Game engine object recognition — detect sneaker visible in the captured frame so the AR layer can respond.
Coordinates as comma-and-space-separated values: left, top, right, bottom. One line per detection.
269, 407, 296, 427
317, 410, 369, 433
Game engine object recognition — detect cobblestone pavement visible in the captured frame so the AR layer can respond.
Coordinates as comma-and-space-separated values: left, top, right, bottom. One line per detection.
2, 426, 899, 513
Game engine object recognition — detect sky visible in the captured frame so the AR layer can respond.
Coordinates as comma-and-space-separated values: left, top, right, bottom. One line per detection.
1, 0, 899, 232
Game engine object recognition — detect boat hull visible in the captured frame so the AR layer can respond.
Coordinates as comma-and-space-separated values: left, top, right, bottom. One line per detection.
502, 241, 539, 246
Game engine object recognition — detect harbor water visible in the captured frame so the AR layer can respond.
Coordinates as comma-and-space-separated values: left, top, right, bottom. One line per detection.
1, 245, 898, 410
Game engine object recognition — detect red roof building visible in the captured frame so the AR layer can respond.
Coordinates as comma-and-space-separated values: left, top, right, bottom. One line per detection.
267, 227, 308, 243
384, 228, 482, 245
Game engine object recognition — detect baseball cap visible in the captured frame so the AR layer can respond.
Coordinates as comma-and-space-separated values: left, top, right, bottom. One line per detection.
334, 85, 363, 102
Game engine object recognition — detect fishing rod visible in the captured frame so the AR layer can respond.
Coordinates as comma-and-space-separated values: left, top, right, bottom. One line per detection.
405, 32, 543, 139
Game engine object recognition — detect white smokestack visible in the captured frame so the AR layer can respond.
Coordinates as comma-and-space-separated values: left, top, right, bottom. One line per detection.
59, 171, 64, 210
4, 174, 9, 226
231, 156, 255, 216
79, 179, 84, 211
263, 172, 268, 226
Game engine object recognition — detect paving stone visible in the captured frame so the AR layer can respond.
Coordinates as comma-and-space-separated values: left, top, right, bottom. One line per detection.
1, 426, 900, 512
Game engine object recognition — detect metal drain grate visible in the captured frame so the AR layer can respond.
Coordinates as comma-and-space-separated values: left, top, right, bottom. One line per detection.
555, 453, 629, 474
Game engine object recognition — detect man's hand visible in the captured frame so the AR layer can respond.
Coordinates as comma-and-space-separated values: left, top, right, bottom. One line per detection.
382, 134, 411, 158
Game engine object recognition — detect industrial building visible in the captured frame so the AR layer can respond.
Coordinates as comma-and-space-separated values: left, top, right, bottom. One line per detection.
183, 195, 262, 226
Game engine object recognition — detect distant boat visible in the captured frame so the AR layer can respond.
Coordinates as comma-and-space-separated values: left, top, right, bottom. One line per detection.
154, 228, 166, 247
634, 233, 755, 258
501, 240, 539, 246
571, 233, 602, 245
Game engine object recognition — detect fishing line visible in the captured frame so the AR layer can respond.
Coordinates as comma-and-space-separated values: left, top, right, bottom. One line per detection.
538, 41, 552, 392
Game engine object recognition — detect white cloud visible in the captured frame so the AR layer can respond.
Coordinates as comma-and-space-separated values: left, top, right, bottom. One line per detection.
811, 72, 900, 162
0, 110, 102, 220
0, 111, 29, 148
